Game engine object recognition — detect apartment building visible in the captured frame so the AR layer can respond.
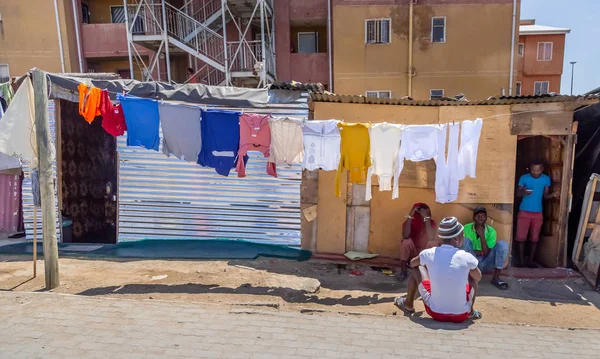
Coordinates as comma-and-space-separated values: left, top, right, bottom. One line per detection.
0, 0, 275, 86
275, 0, 331, 89
516, 19, 570, 96
330, 0, 521, 100
0, 0, 80, 79
2, 1, 543, 101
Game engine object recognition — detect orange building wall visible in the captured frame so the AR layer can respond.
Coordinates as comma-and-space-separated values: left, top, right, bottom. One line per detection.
332, 2, 519, 100
0, 0, 79, 76
517, 33, 566, 95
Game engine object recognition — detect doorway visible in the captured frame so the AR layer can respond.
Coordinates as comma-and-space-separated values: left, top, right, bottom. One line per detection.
59, 100, 118, 244
513, 135, 565, 267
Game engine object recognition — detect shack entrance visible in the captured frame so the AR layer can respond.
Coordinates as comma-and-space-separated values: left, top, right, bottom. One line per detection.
513, 135, 569, 267
57, 100, 119, 244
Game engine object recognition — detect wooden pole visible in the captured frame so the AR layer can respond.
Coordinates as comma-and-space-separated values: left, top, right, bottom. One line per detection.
32, 69, 60, 289
33, 207, 37, 277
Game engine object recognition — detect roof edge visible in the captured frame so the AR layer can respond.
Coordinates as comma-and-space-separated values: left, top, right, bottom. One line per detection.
310, 93, 599, 107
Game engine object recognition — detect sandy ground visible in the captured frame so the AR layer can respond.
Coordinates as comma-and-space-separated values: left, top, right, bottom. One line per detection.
1, 255, 600, 329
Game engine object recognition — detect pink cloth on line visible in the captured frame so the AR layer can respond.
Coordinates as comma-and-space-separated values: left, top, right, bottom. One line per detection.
236, 113, 277, 178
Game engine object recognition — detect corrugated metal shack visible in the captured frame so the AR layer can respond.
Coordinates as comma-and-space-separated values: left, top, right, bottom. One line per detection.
303, 92, 599, 268
22, 76, 313, 246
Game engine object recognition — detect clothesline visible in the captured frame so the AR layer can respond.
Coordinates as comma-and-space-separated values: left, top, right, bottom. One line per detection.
45, 72, 592, 122
2, 74, 592, 206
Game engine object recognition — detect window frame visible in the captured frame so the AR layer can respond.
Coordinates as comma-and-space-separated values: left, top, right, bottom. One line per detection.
365, 18, 392, 45
431, 16, 447, 43
517, 43, 524, 56
109, 5, 125, 24
515, 81, 522, 96
430, 89, 445, 100
365, 90, 392, 99
533, 81, 550, 96
536, 42, 553, 61
297, 31, 319, 54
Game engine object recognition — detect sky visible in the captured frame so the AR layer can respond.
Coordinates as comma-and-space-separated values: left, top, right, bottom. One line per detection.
521, 0, 600, 95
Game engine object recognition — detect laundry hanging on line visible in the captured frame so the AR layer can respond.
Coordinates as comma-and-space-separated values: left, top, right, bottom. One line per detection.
78, 83, 102, 124
159, 101, 202, 163
457, 118, 483, 180
198, 109, 247, 177
66, 85, 485, 203
268, 116, 305, 166
0, 76, 42, 167
435, 122, 460, 204
365, 123, 403, 201
99, 89, 127, 137
302, 120, 341, 172
236, 113, 276, 178
0, 82, 14, 107
336, 122, 371, 197
118, 94, 161, 151
392, 124, 447, 200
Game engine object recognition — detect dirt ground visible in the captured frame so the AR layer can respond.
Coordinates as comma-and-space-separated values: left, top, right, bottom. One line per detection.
1, 255, 600, 329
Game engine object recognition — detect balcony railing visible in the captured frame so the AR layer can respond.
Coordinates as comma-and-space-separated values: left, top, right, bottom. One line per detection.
125, 2, 224, 65
228, 41, 262, 72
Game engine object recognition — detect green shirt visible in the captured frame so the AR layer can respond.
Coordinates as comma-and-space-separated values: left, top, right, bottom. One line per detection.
464, 222, 497, 251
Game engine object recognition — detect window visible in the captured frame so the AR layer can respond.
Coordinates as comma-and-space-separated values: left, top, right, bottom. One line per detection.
537, 42, 553, 61
111, 5, 144, 33
517, 43, 524, 56
430, 89, 444, 100
534, 81, 550, 95
366, 91, 391, 99
81, 2, 90, 24
298, 32, 318, 53
110, 6, 125, 23
431, 17, 446, 43
365, 19, 391, 44
515, 82, 522, 96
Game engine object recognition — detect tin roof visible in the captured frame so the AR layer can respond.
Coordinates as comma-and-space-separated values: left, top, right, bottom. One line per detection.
310, 93, 599, 107
270, 81, 325, 93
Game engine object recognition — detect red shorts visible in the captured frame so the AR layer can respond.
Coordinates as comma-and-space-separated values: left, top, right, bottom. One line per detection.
419, 280, 474, 323
516, 210, 544, 243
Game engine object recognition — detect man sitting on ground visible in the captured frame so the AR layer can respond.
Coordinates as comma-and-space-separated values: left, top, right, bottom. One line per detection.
395, 217, 482, 322
463, 207, 510, 290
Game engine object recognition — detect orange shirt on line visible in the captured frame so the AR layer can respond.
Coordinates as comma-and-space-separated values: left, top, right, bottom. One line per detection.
78, 84, 102, 124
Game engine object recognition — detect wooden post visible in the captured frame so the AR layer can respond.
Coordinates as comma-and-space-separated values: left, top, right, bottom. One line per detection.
32, 69, 60, 289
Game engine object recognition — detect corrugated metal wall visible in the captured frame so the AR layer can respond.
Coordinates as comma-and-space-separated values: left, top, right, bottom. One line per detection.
21, 93, 305, 246
116, 92, 306, 245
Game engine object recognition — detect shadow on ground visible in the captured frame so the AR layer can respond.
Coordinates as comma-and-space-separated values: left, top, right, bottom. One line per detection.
227, 259, 600, 309
76, 283, 394, 307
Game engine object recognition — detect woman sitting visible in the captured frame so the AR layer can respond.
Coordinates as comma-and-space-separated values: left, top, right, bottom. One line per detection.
397, 202, 439, 282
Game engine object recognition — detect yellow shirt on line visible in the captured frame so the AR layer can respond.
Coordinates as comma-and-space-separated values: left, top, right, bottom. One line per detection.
335, 122, 371, 197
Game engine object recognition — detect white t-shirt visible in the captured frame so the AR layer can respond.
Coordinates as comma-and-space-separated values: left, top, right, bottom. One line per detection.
419, 244, 479, 315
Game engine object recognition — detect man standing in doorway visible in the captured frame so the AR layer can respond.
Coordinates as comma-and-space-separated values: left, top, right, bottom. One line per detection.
516, 159, 558, 268
463, 207, 509, 290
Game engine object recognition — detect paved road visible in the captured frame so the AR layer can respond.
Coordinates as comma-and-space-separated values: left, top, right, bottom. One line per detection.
0, 291, 599, 358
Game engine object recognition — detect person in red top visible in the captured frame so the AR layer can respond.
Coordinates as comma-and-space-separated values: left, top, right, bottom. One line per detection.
187, 68, 199, 84
397, 203, 438, 282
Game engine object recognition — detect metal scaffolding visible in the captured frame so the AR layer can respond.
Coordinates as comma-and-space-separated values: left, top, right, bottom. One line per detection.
122, 0, 275, 87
